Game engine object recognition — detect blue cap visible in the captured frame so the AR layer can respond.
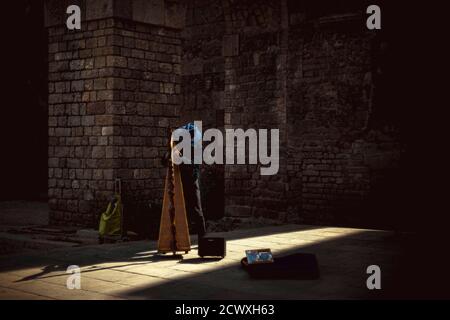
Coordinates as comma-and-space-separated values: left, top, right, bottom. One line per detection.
180, 122, 201, 146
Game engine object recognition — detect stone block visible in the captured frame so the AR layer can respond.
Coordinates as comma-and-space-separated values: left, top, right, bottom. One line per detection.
132, 0, 165, 26
223, 35, 239, 57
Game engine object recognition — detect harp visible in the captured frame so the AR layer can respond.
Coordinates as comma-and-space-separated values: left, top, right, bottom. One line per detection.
157, 129, 191, 254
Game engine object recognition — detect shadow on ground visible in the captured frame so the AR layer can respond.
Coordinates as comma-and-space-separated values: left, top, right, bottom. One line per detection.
0, 225, 447, 299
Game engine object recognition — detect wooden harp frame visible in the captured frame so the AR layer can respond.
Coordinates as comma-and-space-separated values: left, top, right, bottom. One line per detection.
157, 130, 191, 254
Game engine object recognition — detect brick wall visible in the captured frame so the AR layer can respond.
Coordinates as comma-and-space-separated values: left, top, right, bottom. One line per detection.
46, 0, 403, 229
105, 19, 181, 207
286, 10, 402, 227
222, 2, 288, 220
48, 18, 117, 226
180, 0, 227, 220
182, 0, 402, 227
181, 0, 289, 221
47, 17, 182, 229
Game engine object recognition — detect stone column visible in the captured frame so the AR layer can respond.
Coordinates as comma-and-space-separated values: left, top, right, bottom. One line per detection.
45, 0, 186, 228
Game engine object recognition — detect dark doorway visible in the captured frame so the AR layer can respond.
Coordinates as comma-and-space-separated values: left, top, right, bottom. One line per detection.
2, 0, 48, 201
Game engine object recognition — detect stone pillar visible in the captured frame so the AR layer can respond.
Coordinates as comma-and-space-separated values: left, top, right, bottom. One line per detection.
45, 0, 186, 228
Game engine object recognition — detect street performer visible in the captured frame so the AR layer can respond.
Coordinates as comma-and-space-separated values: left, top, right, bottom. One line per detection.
163, 122, 207, 239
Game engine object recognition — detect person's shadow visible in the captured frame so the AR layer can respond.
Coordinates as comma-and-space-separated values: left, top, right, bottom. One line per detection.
15, 252, 185, 283
15, 264, 67, 282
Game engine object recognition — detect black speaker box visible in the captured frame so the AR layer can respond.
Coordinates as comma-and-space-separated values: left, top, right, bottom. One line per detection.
198, 237, 226, 258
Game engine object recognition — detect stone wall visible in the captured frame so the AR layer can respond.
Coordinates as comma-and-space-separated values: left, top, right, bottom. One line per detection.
181, 0, 227, 220
47, 18, 119, 226
182, 0, 402, 227
222, 0, 288, 220
286, 5, 401, 227
104, 19, 181, 210
47, 5, 183, 230
46, 0, 403, 230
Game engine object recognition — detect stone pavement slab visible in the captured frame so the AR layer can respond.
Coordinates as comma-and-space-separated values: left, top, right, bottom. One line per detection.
0, 224, 405, 300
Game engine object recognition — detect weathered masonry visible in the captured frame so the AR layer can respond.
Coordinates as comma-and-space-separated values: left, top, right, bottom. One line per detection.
45, 0, 402, 231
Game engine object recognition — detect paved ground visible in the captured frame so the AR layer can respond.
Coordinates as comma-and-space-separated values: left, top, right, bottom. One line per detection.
0, 201, 48, 227
0, 224, 409, 300
0, 201, 88, 255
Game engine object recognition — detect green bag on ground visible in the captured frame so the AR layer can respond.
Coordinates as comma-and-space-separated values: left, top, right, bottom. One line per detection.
99, 194, 122, 237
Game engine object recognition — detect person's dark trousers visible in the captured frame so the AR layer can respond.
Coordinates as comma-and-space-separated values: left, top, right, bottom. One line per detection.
179, 164, 206, 238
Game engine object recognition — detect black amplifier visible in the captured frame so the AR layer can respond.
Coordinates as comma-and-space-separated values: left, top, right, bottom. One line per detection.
198, 237, 226, 258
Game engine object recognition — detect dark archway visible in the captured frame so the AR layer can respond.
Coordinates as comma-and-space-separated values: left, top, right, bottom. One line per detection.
3, 0, 48, 201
